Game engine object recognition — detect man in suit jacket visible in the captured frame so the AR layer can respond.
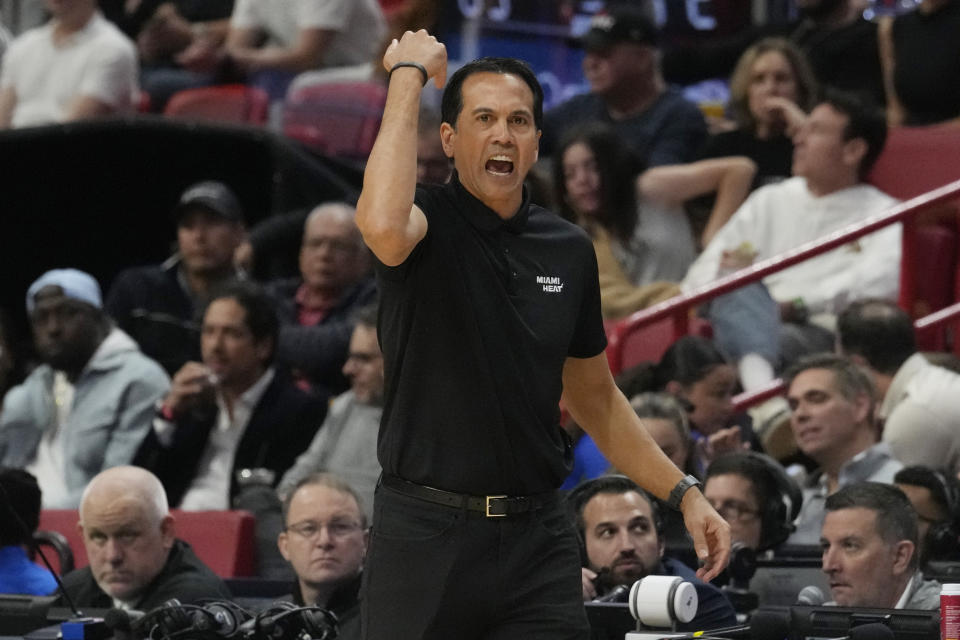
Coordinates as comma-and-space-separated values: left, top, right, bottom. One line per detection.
135, 281, 327, 509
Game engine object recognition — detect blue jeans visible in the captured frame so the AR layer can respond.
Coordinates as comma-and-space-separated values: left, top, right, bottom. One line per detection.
707, 283, 834, 371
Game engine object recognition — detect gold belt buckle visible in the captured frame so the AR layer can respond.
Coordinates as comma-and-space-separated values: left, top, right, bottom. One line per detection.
485, 495, 508, 517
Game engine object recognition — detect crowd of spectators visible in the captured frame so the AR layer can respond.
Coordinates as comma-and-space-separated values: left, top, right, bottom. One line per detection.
2, 0, 960, 635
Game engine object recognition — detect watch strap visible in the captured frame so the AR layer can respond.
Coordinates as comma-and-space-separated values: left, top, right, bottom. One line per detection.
667, 474, 702, 510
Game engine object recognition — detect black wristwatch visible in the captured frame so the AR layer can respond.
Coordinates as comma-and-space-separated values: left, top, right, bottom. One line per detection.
667, 474, 702, 510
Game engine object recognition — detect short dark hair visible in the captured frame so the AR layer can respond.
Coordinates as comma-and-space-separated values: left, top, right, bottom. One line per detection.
0, 468, 42, 546
205, 281, 279, 361
824, 482, 919, 569
821, 89, 887, 180
895, 465, 960, 521
566, 475, 662, 546
441, 57, 544, 131
838, 299, 915, 375
351, 301, 378, 331
784, 353, 875, 411
655, 335, 729, 390
282, 472, 367, 529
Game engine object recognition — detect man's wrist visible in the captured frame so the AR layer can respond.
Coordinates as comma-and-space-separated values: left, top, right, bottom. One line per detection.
389, 61, 428, 86
666, 474, 702, 511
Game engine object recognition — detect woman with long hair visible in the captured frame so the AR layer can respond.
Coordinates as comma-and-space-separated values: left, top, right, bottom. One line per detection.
553, 123, 755, 319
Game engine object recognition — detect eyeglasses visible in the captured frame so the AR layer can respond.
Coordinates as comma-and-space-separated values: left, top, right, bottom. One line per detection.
286, 520, 362, 540
345, 352, 381, 364
708, 499, 760, 523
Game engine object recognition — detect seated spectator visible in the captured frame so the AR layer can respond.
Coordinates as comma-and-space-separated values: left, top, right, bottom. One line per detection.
542, 5, 707, 166
820, 481, 940, 609
838, 298, 960, 477
59, 465, 231, 609
268, 202, 376, 397
699, 38, 817, 187
785, 354, 902, 544
879, 0, 960, 126
682, 91, 899, 395
0, 269, 169, 508
552, 122, 756, 319
0, 468, 56, 595
135, 282, 327, 510
0, 0, 136, 128
662, 0, 884, 108
566, 475, 737, 631
106, 180, 247, 375
278, 304, 382, 520
894, 466, 960, 567
703, 452, 801, 552
277, 473, 366, 638
185, 0, 387, 101
565, 336, 763, 494
99, 0, 234, 112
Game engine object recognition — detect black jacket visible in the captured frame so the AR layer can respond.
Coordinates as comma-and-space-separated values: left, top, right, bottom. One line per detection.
267, 277, 377, 397
105, 259, 205, 375
58, 539, 231, 611
134, 372, 328, 507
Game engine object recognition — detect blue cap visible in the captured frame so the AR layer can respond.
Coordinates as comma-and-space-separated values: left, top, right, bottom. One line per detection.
26, 268, 102, 314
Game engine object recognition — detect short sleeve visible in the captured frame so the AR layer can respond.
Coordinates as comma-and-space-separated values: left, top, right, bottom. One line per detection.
295, 0, 348, 30
567, 240, 607, 359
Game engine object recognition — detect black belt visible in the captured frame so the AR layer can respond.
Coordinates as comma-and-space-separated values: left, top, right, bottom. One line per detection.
381, 475, 556, 518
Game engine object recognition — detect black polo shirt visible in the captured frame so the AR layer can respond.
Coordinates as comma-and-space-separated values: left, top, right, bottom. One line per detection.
374, 173, 607, 495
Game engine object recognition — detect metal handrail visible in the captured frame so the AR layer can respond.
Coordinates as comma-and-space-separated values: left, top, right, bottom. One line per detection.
608, 179, 960, 373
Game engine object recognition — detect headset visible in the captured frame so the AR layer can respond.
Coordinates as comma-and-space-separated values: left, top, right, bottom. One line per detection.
565, 475, 664, 568
705, 451, 801, 551
921, 468, 960, 563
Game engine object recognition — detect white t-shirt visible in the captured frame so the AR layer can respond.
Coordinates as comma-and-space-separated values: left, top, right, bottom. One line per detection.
0, 12, 137, 128
682, 177, 901, 316
230, 0, 386, 68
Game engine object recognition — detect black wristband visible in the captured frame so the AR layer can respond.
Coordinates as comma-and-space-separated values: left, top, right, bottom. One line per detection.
666, 474, 702, 510
389, 61, 428, 86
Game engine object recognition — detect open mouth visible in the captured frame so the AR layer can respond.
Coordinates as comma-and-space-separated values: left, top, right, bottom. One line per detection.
485, 155, 514, 176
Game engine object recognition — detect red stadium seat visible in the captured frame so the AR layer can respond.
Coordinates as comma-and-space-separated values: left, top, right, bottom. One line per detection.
870, 124, 960, 320
38, 509, 257, 578
282, 80, 387, 161
163, 85, 270, 126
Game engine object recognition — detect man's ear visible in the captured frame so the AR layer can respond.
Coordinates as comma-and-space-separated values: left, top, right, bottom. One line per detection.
440, 122, 456, 159
842, 137, 868, 171
891, 540, 914, 575
277, 531, 290, 562
160, 514, 176, 550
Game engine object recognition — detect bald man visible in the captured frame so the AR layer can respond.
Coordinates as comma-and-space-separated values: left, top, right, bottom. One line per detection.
57, 466, 230, 610
269, 202, 376, 396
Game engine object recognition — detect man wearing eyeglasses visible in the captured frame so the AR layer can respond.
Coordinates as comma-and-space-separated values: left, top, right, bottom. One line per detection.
278, 304, 382, 521
277, 473, 368, 638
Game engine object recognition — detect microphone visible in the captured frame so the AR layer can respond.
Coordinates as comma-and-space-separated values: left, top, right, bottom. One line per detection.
796, 585, 826, 606
593, 583, 630, 603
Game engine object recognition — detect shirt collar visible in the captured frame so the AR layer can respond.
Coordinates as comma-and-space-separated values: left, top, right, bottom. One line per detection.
813, 442, 896, 494
216, 367, 275, 420
450, 171, 531, 234
893, 572, 919, 609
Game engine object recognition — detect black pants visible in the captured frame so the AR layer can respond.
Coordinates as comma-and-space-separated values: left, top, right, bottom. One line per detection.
361, 482, 590, 640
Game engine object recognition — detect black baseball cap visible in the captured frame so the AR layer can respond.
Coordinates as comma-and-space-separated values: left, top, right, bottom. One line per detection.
579, 6, 659, 51
173, 180, 244, 224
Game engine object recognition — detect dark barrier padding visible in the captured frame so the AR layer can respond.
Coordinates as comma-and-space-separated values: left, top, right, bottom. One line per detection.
0, 116, 360, 344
